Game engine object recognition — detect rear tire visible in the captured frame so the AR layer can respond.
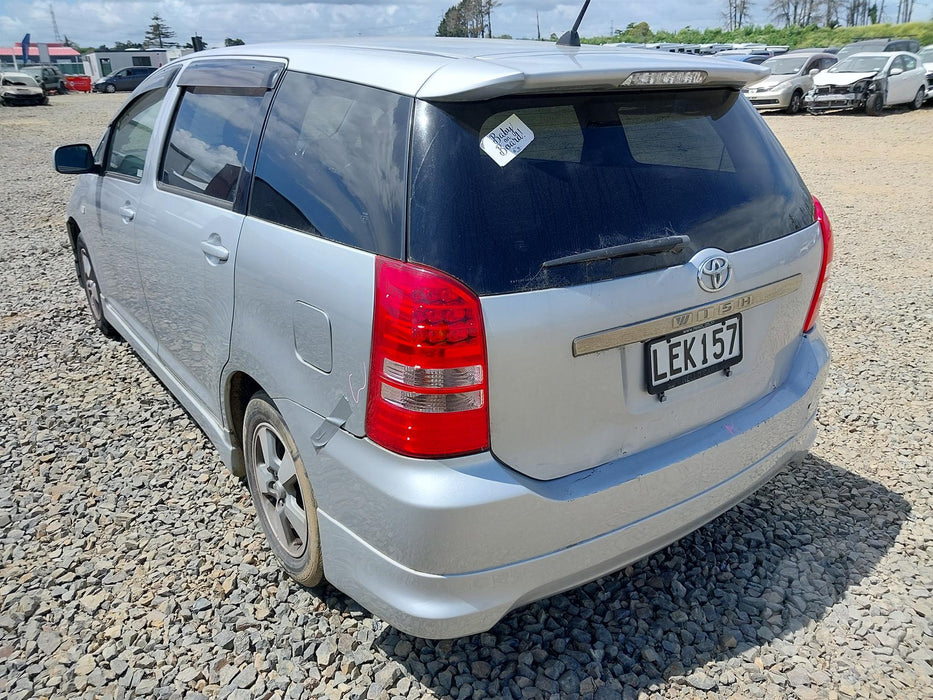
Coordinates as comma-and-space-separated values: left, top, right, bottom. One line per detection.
244, 392, 324, 587
75, 234, 119, 338
786, 90, 803, 115
909, 87, 924, 110
865, 93, 884, 116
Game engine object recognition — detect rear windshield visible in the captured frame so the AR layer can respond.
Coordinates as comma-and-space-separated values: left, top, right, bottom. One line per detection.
409, 89, 813, 295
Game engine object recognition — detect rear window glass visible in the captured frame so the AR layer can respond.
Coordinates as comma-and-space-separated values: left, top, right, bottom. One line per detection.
409, 89, 813, 295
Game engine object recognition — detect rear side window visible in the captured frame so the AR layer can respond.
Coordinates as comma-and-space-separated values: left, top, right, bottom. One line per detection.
410, 89, 813, 295
249, 71, 411, 258
160, 89, 265, 203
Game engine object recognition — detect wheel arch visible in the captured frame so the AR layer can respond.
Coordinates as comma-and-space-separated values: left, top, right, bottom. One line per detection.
224, 370, 265, 475
66, 217, 80, 254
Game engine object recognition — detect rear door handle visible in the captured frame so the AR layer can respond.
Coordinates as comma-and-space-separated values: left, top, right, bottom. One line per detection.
119, 206, 135, 222
201, 238, 230, 263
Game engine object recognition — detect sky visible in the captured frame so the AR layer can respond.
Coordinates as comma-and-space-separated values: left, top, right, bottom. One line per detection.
1, 0, 931, 50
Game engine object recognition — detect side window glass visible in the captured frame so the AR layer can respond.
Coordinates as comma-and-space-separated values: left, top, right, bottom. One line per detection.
105, 88, 167, 179
159, 88, 265, 203
891, 56, 906, 72
904, 56, 917, 71
249, 71, 411, 257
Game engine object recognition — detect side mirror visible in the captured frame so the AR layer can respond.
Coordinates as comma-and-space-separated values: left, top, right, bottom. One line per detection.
54, 144, 98, 175
889, 67, 904, 76
809, 68, 819, 76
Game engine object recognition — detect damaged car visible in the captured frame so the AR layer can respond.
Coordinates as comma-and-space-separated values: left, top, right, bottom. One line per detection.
0, 72, 48, 106
920, 45, 933, 101
806, 52, 926, 115
743, 52, 837, 113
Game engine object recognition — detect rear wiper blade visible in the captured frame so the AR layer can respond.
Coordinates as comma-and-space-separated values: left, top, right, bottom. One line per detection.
541, 235, 690, 270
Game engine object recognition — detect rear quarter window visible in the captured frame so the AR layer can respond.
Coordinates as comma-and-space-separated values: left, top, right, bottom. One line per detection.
248, 71, 411, 258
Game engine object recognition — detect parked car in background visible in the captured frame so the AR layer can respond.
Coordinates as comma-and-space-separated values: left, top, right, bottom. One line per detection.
716, 52, 769, 65
19, 64, 68, 94
835, 38, 920, 61
920, 45, 933, 101
806, 52, 927, 114
0, 72, 48, 106
744, 52, 838, 113
93, 66, 157, 93
54, 38, 832, 638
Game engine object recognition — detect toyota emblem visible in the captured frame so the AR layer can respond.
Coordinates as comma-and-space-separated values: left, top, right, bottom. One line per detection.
698, 256, 731, 292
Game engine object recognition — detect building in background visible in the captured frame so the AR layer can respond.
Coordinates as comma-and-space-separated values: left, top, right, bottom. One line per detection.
0, 41, 82, 74
81, 48, 186, 82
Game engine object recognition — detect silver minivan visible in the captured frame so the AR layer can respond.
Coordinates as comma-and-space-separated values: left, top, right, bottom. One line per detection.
54, 38, 832, 639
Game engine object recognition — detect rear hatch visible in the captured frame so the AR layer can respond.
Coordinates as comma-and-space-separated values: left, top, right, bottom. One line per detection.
408, 88, 818, 480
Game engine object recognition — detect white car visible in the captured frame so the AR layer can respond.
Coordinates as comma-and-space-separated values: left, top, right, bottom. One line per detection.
919, 45, 933, 101
743, 52, 837, 113
0, 72, 48, 106
806, 51, 926, 115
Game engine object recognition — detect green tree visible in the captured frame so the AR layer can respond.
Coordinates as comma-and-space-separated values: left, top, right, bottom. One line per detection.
225, 37, 246, 46
436, 1, 499, 38
615, 21, 652, 42
145, 14, 177, 48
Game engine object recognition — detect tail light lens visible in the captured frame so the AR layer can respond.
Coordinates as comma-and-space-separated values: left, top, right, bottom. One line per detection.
803, 196, 833, 334
366, 257, 489, 458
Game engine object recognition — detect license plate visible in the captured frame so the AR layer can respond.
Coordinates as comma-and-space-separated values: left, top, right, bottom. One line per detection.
645, 315, 743, 395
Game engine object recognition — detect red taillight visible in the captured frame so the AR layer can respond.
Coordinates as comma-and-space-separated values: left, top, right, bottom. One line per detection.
803, 196, 833, 334
366, 257, 490, 458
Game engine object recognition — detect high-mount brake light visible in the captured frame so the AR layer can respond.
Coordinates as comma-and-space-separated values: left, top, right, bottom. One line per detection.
620, 70, 708, 87
803, 196, 833, 333
366, 257, 490, 458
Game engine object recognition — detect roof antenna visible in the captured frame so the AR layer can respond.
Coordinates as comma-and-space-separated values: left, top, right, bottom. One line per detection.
556, 0, 591, 47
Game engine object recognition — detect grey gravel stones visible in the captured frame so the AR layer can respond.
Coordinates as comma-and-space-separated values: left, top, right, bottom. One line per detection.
1, 92, 932, 700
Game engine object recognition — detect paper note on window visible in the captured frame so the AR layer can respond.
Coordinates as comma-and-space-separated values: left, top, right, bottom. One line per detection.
480, 114, 534, 167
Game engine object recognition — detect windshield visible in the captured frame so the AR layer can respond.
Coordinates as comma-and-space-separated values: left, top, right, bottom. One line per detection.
762, 56, 807, 75
920, 48, 933, 62
409, 89, 813, 295
829, 56, 888, 73
836, 43, 885, 60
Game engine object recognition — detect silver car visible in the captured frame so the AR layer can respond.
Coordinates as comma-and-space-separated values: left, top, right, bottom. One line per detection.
743, 52, 837, 113
54, 38, 832, 639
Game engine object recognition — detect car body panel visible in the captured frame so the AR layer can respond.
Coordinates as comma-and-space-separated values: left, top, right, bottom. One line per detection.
483, 225, 821, 480
227, 217, 376, 439
59, 38, 831, 638
201, 38, 769, 101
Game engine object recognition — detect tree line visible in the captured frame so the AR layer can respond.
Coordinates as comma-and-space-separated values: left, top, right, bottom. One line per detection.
598, 19, 933, 47
69, 14, 245, 53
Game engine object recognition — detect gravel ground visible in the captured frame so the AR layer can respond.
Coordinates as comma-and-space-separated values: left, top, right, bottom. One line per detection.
0, 92, 931, 700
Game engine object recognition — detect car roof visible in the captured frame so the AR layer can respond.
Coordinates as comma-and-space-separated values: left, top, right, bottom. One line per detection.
766, 52, 835, 60
844, 51, 901, 58
179, 37, 768, 101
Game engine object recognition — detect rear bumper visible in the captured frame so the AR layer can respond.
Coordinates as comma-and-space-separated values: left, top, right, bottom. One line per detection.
278, 332, 829, 639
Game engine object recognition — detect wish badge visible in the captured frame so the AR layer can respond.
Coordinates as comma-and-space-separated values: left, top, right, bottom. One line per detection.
480, 114, 535, 167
